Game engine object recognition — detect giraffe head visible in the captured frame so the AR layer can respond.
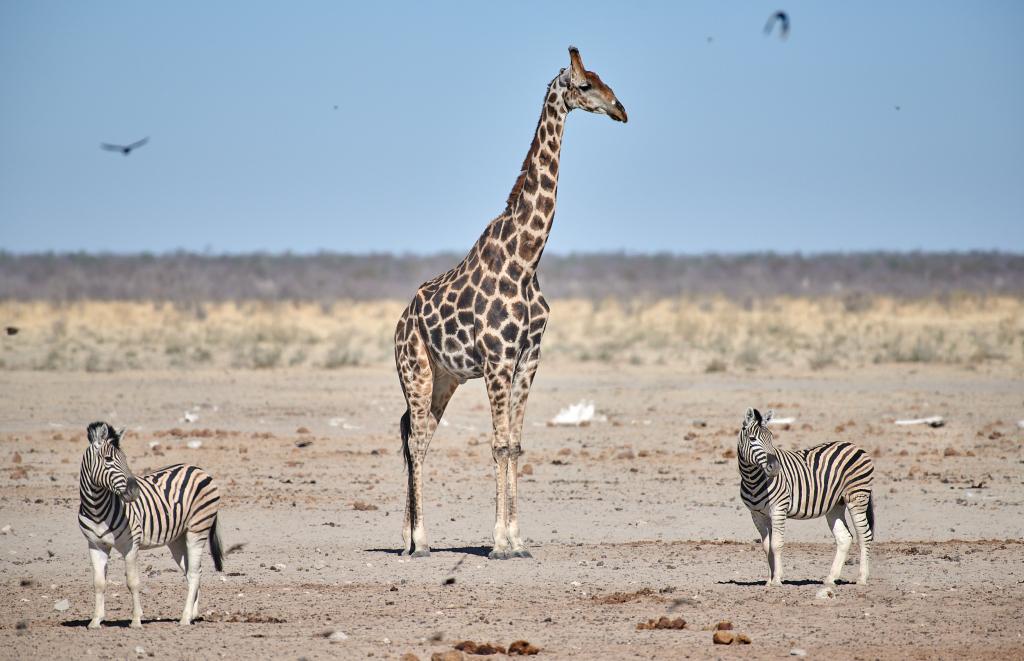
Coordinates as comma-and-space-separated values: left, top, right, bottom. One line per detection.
563, 46, 628, 123
82, 422, 141, 503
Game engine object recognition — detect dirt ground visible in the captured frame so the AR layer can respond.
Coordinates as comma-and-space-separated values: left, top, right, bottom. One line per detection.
1, 363, 1022, 659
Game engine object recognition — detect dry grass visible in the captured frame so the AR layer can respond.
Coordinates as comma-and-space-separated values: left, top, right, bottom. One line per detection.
1, 296, 1022, 372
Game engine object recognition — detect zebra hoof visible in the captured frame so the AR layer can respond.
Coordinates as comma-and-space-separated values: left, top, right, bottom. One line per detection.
87, 620, 102, 630
410, 548, 431, 558
488, 548, 513, 560
511, 548, 533, 559
129, 620, 143, 629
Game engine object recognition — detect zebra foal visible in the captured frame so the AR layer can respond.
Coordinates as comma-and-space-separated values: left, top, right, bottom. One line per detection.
78, 422, 224, 628
737, 408, 875, 586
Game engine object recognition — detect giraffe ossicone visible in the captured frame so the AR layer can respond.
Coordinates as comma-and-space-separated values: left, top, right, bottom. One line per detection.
394, 46, 627, 559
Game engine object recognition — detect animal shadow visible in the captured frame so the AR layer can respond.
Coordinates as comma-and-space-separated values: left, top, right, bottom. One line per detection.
61, 617, 193, 628
717, 578, 853, 587
364, 545, 492, 558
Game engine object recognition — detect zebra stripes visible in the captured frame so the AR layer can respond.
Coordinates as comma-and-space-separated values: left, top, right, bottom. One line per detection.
79, 422, 223, 628
737, 408, 875, 586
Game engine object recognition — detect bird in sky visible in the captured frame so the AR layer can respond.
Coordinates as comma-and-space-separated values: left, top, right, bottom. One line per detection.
764, 10, 790, 40
100, 137, 149, 156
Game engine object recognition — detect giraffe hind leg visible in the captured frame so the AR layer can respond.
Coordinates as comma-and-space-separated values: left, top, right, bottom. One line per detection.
396, 321, 439, 558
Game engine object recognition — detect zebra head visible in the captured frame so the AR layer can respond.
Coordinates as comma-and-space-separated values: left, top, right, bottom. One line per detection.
740, 408, 782, 479
83, 422, 141, 503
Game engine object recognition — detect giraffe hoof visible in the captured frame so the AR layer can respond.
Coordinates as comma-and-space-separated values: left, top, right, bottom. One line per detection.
410, 549, 431, 558
488, 548, 513, 560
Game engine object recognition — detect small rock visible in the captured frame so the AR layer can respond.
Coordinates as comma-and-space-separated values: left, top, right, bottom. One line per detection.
790, 649, 807, 657
712, 630, 735, 645
12, 452, 22, 464
399, 654, 421, 661
327, 630, 348, 643
736, 633, 751, 644
295, 439, 313, 448
186, 440, 203, 450
269, 563, 286, 572
53, 598, 70, 612
431, 652, 464, 661
352, 500, 378, 511
1, 524, 12, 535
520, 464, 534, 476
508, 640, 540, 655
296, 426, 311, 434
134, 646, 146, 657
692, 419, 707, 428
816, 586, 836, 600
714, 620, 733, 631
15, 621, 27, 631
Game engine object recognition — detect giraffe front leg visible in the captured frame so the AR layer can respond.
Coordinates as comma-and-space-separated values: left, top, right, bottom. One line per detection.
506, 350, 542, 559
123, 545, 144, 628
87, 543, 109, 629
485, 363, 515, 560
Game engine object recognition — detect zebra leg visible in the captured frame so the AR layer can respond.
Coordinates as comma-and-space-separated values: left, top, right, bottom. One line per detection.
169, 537, 188, 575
124, 545, 144, 628
825, 503, 854, 585
768, 509, 786, 586
750, 511, 772, 585
848, 495, 873, 584
87, 543, 109, 629
179, 532, 205, 625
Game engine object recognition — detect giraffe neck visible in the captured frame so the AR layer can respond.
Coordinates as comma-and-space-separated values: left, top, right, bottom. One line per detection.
492, 73, 570, 277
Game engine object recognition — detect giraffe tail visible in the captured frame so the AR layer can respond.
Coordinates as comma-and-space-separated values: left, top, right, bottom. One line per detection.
400, 408, 412, 469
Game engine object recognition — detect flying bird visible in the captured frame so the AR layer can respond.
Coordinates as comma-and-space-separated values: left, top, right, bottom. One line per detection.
764, 10, 790, 40
101, 137, 149, 155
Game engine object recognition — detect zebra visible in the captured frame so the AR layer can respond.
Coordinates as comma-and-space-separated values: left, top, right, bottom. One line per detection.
78, 422, 224, 628
737, 407, 875, 586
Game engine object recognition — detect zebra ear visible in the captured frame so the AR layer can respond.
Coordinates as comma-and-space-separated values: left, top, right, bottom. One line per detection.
744, 408, 757, 427
763, 409, 774, 424
87, 421, 108, 446
113, 427, 127, 447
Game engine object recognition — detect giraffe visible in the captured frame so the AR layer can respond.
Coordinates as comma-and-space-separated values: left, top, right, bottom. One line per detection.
394, 46, 627, 559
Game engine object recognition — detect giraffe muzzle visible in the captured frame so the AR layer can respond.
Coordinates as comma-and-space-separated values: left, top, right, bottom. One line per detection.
609, 100, 628, 123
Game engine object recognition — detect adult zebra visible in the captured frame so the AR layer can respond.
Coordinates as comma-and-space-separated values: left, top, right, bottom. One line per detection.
78, 422, 223, 628
737, 408, 875, 586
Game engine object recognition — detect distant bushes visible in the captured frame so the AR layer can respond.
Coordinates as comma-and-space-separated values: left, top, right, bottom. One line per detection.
1, 251, 1021, 302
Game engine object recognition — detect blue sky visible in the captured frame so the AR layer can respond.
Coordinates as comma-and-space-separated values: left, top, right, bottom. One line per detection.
1, 1, 1022, 254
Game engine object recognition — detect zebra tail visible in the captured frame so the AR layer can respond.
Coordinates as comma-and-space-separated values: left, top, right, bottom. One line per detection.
866, 492, 875, 534
209, 515, 224, 572
400, 408, 412, 469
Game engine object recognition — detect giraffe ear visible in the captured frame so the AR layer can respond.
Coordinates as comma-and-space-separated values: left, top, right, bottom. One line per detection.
568, 46, 587, 85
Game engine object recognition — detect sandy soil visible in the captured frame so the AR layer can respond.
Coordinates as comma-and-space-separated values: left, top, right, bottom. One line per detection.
1, 364, 1022, 659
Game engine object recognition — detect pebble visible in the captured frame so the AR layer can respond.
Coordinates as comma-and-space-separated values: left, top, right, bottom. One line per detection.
186, 440, 203, 450
327, 630, 348, 643
790, 649, 807, 657
135, 646, 147, 657
1, 524, 11, 535
712, 630, 735, 645
816, 586, 836, 601
53, 599, 70, 612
